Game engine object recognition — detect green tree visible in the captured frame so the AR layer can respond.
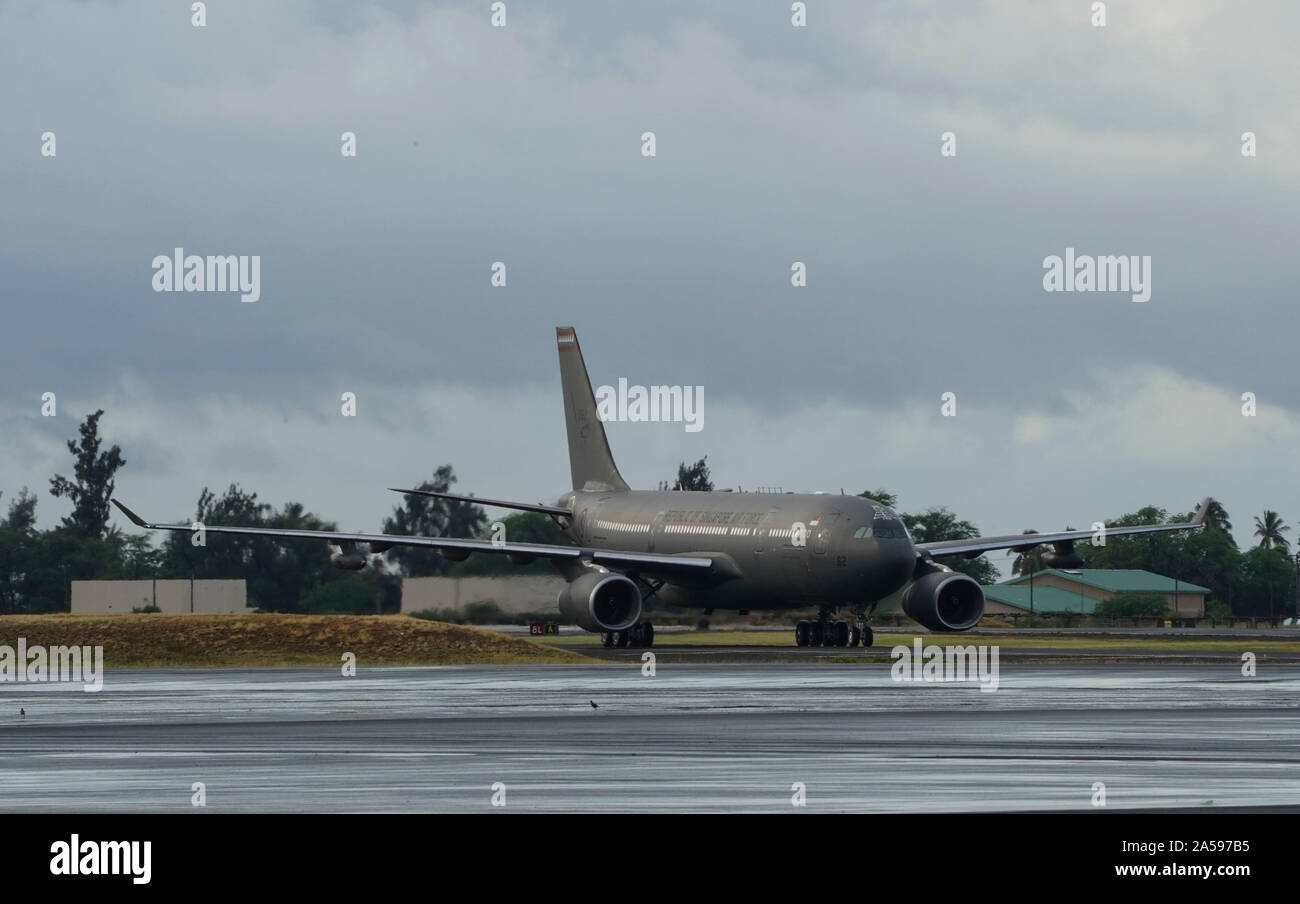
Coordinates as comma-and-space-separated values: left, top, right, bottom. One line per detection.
1239, 545, 1294, 616
158, 484, 347, 612
382, 466, 487, 576
19, 532, 123, 612
0, 489, 40, 613
1094, 592, 1169, 618
1201, 498, 1231, 533
161, 484, 270, 581
1078, 503, 1250, 615
1080, 506, 1182, 573
1007, 530, 1044, 576
108, 533, 161, 580
49, 410, 126, 539
1253, 510, 1290, 552
857, 489, 899, 508
1205, 600, 1231, 621
3, 489, 38, 531
661, 457, 713, 491
299, 571, 398, 614
903, 506, 997, 584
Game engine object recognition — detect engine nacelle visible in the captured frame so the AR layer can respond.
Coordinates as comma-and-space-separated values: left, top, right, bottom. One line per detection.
557, 572, 642, 632
330, 552, 368, 571
901, 566, 984, 632
1042, 541, 1084, 569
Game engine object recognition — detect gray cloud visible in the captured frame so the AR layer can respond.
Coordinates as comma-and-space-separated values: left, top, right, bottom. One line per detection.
1, 1, 1295, 569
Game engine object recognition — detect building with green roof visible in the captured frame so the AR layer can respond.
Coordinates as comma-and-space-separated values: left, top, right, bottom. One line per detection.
983, 569, 1209, 616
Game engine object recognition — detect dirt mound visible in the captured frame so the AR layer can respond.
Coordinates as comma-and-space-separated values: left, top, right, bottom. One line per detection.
0, 613, 592, 667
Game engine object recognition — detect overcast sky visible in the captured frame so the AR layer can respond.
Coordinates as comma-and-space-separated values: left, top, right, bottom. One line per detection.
2, 1, 1297, 577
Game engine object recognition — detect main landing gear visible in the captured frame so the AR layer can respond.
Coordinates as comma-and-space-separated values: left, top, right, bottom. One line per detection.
795, 607, 873, 648
600, 622, 655, 649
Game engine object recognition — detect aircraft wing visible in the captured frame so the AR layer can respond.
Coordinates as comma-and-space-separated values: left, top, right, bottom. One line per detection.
916, 497, 1210, 559
111, 499, 714, 577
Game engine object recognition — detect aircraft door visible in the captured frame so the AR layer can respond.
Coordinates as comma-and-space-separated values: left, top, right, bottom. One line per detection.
810, 513, 842, 583
753, 510, 775, 555
812, 514, 839, 556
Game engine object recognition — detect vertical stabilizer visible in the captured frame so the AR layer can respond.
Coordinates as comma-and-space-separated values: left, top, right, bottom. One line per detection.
555, 326, 630, 492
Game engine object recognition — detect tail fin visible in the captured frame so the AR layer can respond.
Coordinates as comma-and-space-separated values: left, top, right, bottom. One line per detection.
556, 326, 630, 492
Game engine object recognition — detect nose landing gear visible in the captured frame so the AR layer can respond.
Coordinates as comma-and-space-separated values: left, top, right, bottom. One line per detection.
852, 603, 874, 648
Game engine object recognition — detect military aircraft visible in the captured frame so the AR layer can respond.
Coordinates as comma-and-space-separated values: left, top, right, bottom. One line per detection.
113, 326, 1209, 649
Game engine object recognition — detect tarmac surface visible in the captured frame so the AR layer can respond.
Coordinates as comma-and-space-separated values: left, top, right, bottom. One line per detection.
561, 645, 1300, 664
3, 664, 1300, 812
504, 623, 1300, 663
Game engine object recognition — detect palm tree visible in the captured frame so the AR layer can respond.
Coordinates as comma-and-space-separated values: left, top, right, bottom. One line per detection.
1200, 498, 1232, 533
1008, 529, 1043, 576
1254, 510, 1290, 551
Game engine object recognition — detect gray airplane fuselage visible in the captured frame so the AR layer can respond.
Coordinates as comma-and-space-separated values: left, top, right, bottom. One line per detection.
557, 489, 917, 611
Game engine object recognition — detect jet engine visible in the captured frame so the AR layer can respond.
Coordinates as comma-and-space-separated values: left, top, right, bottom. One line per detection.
1042, 540, 1084, 569
330, 551, 368, 570
328, 541, 368, 570
557, 571, 642, 632
901, 565, 984, 632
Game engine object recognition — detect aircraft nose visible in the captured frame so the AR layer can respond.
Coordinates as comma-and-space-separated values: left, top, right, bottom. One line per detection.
878, 537, 916, 597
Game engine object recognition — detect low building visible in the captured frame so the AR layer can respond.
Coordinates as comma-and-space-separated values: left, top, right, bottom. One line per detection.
401, 575, 566, 615
983, 569, 1209, 617
71, 579, 249, 614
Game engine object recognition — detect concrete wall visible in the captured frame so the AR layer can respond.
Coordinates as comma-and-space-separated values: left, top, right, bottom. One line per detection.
71, 580, 249, 614
401, 575, 566, 615
1163, 591, 1205, 617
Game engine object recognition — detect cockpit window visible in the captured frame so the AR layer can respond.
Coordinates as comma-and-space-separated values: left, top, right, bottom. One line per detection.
853, 526, 871, 539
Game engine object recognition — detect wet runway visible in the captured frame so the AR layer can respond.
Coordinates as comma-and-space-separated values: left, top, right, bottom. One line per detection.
3, 665, 1300, 812
556, 642, 1300, 664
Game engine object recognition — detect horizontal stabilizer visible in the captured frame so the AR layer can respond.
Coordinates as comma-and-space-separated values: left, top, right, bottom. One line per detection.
387, 488, 570, 517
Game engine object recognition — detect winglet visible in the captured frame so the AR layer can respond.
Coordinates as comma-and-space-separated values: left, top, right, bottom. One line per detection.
1191, 497, 1212, 526
111, 498, 150, 528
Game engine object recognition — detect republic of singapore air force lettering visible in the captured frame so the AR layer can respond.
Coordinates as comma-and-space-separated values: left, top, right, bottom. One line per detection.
112, 327, 1208, 649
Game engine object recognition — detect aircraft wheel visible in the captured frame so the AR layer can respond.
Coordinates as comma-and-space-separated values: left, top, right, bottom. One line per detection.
615, 629, 630, 648
795, 620, 810, 647
809, 622, 824, 646
642, 623, 654, 648
601, 631, 614, 648
849, 627, 861, 647
862, 626, 874, 648
835, 621, 849, 647
628, 624, 644, 647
